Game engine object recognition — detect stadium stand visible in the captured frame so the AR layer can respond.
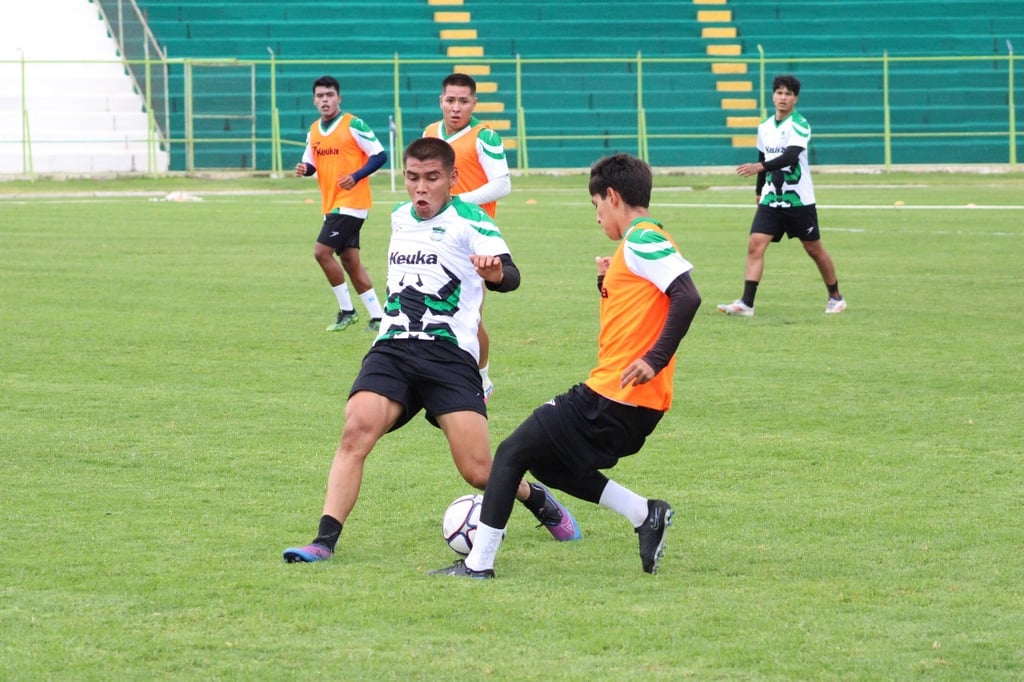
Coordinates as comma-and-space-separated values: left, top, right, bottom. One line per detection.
133, 0, 733, 169
7, 0, 1019, 172
132, 0, 443, 170
721, 0, 1024, 164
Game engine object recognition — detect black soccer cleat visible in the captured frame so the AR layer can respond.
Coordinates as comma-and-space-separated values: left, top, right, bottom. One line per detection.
428, 559, 495, 579
636, 499, 674, 574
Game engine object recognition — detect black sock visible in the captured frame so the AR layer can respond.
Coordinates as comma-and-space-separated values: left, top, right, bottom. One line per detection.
827, 281, 840, 298
742, 280, 759, 308
313, 515, 343, 552
521, 482, 548, 513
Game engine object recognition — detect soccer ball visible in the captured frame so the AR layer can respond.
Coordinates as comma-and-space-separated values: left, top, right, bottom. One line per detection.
442, 493, 483, 555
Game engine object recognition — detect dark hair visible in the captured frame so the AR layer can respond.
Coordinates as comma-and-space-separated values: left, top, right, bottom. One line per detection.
772, 74, 801, 95
441, 72, 477, 94
404, 137, 456, 171
588, 154, 652, 208
312, 75, 340, 94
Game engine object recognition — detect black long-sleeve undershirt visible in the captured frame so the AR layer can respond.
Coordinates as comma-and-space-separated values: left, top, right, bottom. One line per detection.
754, 145, 802, 196
484, 253, 520, 293
640, 272, 701, 374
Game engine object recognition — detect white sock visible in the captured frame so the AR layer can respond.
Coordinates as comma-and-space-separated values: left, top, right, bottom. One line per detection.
359, 289, 384, 319
331, 283, 354, 311
479, 363, 491, 386
465, 522, 504, 572
598, 480, 649, 528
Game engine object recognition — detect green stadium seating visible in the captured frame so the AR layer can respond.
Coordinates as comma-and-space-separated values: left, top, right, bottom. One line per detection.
134, 0, 1024, 170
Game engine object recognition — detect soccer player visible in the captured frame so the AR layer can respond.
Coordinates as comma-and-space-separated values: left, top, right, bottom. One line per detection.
717, 74, 846, 317
430, 153, 702, 578
423, 73, 512, 401
295, 75, 387, 332
283, 137, 579, 564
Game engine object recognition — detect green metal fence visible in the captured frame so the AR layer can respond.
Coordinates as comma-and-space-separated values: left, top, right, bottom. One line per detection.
1, 50, 1019, 175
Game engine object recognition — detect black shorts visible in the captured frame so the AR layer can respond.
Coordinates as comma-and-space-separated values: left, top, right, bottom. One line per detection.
526, 383, 664, 476
349, 339, 485, 430
750, 203, 820, 242
317, 212, 364, 253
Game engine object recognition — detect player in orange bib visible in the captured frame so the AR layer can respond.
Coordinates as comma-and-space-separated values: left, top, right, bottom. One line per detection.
431, 154, 702, 579
296, 75, 387, 332
423, 73, 511, 401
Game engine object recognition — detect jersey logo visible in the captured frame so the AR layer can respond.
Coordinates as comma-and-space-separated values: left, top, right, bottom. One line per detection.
312, 142, 340, 157
389, 250, 440, 265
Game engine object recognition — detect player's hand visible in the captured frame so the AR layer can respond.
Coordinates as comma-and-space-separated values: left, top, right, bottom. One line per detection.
294, 162, 307, 177
338, 174, 356, 190
470, 254, 503, 283
620, 359, 655, 388
736, 162, 762, 177
595, 256, 611, 276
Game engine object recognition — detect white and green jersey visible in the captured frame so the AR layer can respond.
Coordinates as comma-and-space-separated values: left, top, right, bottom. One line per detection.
378, 196, 510, 361
757, 110, 815, 207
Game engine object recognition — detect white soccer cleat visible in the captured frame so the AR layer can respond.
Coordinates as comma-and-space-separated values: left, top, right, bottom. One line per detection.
717, 300, 754, 318
825, 297, 847, 314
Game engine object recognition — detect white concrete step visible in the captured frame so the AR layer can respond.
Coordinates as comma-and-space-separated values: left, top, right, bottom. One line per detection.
0, 0, 168, 174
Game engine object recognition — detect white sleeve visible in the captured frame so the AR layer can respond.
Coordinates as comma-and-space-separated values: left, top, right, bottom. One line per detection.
301, 132, 314, 167
457, 128, 511, 205
624, 229, 693, 292
458, 175, 511, 206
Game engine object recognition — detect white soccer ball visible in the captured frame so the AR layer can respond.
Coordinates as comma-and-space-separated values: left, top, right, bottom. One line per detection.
442, 493, 483, 555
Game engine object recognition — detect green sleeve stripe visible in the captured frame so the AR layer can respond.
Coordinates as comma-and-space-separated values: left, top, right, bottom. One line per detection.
629, 245, 677, 261
626, 228, 669, 246
472, 225, 502, 238
482, 147, 505, 161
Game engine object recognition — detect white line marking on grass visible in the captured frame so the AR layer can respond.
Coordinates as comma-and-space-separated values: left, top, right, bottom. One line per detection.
823, 227, 1019, 237
0, 189, 311, 201
828, 204, 1024, 211
654, 202, 1024, 211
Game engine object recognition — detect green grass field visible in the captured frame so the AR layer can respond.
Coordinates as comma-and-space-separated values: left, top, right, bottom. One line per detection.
2, 169, 1022, 679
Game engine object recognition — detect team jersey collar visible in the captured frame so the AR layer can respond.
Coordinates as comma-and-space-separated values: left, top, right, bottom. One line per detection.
774, 110, 797, 127
442, 115, 480, 139
318, 112, 344, 134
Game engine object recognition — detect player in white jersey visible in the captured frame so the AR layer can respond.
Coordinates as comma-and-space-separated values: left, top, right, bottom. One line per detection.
283, 137, 580, 565
380, 192, 507, 358
718, 74, 846, 317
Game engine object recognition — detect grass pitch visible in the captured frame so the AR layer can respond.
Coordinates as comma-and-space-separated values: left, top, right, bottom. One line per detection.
1, 169, 1022, 679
